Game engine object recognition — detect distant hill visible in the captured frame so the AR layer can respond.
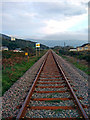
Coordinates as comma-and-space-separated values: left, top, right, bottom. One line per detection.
0, 34, 49, 50
29, 39, 88, 48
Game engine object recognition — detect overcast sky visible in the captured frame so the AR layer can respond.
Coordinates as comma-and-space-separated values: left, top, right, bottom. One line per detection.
1, 0, 89, 45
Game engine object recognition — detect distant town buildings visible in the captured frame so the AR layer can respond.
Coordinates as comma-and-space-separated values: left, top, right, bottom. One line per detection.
69, 43, 90, 52
69, 48, 77, 52
77, 43, 90, 51
13, 48, 24, 52
0, 46, 8, 51
0, 46, 24, 52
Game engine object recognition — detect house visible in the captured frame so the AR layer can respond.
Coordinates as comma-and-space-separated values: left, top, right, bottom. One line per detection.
13, 48, 23, 52
0, 46, 8, 51
77, 47, 83, 51
11, 37, 15, 41
69, 48, 77, 52
69, 43, 90, 52
77, 43, 90, 51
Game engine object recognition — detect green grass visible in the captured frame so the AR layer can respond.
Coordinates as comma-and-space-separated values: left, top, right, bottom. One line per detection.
58, 53, 90, 75
73, 62, 90, 75
2, 50, 47, 95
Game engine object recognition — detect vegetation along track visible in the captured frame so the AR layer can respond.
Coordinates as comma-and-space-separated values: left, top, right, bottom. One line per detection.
16, 50, 89, 119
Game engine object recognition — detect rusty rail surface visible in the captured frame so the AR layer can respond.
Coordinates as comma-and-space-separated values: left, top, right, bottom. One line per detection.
16, 50, 88, 120
52, 51, 89, 120
16, 51, 49, 119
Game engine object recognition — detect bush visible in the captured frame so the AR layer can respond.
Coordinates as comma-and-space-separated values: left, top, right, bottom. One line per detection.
59, 50, 90, 62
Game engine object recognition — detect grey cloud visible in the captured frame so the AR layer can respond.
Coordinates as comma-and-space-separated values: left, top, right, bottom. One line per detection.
42, 32, 88, 41
81, 2, 88, 7
2, 2, 46, 35
4, 2, 86, 20
2, 2, 88, 40
31, 2, 87, 20
2, 2, 87, 23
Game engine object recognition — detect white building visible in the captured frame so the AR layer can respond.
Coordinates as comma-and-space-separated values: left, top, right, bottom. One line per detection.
0, 46, 8, 51
13, 48, 23, 52
11, 37, 15, 41
69, 48, 77, 52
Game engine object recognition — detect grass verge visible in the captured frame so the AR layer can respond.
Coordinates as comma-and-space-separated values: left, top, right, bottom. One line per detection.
2, 50, 47, 95
58, 54, 90, 75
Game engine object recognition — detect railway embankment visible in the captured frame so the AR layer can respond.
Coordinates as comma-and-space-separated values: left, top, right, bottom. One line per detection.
2, 50, 89, 118
2, 52, 48, 118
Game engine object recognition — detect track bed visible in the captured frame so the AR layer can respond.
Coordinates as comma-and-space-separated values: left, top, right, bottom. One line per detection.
16, 50, 89, 119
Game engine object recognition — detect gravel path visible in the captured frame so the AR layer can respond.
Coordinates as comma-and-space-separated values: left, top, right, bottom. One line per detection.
2, 51, 89, 118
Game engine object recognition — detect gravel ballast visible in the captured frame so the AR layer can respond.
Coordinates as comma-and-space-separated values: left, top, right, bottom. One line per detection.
2, 51, 89, 118
53, 52, 89, 116
2, 52, 48, 118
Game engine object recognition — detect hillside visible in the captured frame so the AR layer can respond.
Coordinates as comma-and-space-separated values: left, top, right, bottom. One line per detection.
0, 34, 49, 50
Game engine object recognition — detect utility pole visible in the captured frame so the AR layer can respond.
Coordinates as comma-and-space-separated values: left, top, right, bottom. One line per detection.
64, 42, 66, 52
64, 42, 65, 47
36, 47, 37, 56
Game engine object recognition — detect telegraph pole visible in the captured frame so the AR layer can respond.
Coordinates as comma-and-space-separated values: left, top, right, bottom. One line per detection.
64, 42, 66, 47
39, 47, 40, 56
64, 42, 65, 52
36, 47, 37, 56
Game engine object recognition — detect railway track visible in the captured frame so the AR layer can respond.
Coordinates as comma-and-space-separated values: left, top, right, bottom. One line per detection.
16, 50, 89, 119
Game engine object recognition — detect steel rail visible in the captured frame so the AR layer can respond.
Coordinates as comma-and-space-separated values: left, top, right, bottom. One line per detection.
52, 51, 89, 120
16, 50, 88, 119
16, 51, 49, 120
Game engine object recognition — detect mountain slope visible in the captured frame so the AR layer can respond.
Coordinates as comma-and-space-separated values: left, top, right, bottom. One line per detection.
0, 34, 49, 50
